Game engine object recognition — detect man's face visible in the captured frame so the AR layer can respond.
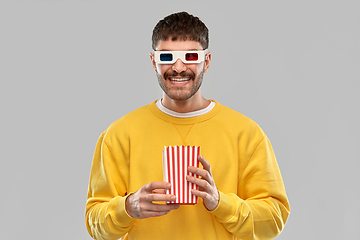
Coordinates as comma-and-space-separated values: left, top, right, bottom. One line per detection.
150, 39, 211, 102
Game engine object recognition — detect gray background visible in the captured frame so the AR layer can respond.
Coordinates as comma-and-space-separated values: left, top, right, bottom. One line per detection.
1, 0, 359, 239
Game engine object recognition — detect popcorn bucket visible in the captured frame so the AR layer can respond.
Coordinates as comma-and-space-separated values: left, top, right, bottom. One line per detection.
162, 146, 200, 204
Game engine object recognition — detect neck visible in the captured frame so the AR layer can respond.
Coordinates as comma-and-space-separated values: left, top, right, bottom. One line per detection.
162, 90, 210, 113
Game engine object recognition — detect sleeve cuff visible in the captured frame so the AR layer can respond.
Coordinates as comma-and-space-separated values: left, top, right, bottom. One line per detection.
109, 193, 135, 226
210, 191, 243, 223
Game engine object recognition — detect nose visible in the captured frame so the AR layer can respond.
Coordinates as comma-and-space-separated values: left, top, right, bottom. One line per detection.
171, 58, 187, 73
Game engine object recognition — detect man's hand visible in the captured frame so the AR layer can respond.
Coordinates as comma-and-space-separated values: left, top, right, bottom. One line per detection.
125, 182, 180, 219
187, 155, 219, 211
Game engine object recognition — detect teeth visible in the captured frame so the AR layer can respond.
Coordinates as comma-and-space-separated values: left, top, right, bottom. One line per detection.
170, 78, 190, 82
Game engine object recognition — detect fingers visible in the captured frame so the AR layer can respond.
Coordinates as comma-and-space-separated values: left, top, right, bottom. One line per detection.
190, 188, 211, 201
152, 189, 167, 194
191, 188, 219, 211
142, 182, 175, 202
139, 203, 180, 218
186, 155, 219, 211
144, 181, 172, 192
187, 155, 214, 192
145, 192, 176, 202
188, 155, 213, 183
126, 181, 180, 219
188, 167, 213, 184
140, 202, 180, 214
197, 155, 211, 172
133, 196, 180, 219
186, 174, 212, 190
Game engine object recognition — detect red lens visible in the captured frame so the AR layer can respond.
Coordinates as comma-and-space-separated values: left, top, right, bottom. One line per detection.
185, 53, 198, 61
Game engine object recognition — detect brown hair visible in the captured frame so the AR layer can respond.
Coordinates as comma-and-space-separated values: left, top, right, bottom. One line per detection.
152, 12, 209, 50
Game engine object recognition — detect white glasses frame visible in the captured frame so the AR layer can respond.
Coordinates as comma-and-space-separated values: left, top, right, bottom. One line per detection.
154, 50, 207, 64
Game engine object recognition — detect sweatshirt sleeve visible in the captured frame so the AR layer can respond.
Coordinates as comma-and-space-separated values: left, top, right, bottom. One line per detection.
211, 136, 290, 240
85, 131, 134, 240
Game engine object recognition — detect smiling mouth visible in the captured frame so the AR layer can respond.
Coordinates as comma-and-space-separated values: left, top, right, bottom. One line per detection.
169, 77, 191, 83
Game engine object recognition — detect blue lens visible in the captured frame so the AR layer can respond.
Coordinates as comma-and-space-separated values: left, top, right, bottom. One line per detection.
160, 53, 173, 62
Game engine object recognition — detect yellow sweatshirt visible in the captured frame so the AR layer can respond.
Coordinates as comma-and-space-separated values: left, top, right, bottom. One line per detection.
85, 100, 290, 240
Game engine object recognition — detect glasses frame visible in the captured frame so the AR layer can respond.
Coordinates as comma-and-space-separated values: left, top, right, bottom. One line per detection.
154, 50, 207, 64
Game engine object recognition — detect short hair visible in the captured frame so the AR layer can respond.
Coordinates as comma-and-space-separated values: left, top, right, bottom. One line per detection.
152, 12, 209, 50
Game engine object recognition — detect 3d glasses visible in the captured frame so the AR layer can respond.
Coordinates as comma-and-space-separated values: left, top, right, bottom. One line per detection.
154, 50, 206, 64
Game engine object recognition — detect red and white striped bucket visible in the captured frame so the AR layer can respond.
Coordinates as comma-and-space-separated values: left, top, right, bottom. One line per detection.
162, 146, 200, 204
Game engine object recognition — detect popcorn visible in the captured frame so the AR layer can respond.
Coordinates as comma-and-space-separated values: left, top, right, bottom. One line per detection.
162, 146, 200, 204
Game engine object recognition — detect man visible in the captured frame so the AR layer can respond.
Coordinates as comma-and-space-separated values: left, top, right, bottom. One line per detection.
86, 12, 290, 240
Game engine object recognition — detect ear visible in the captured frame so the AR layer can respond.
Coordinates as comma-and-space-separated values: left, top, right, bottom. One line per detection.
149, 53, 157, 72
203, 52, 211, 73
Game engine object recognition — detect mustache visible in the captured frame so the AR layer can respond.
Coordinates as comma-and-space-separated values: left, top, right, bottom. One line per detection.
164, 71, 195, 79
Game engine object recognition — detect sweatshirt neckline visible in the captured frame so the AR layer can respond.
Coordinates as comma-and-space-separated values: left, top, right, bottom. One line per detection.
155, 99, 216, 118
149, 99, 221, 125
